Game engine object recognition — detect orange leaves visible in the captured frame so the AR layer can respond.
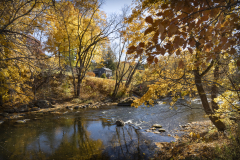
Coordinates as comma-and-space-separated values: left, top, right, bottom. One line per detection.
237, 60, 240, 67
144, 26, 154, 35
201, 15, 209, 22
199, 38, 205, 45
221, 37, 228, 44
229, 48, 236, 55
169, 24, 178, 34
210, 8, 219, 17
159, 24, 165, 33
147, 56, 154, 64
189, 38, 196, 47
139, 42, 145, 48
145, 16, 153, 24
204, 43, 212, 52
178, 60, 184, 69
188, 47, 193, 54
127, 45, 137, 54
176, 49, 181, 55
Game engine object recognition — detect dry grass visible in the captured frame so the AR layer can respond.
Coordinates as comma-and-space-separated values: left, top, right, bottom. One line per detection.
155, 120, 240, 160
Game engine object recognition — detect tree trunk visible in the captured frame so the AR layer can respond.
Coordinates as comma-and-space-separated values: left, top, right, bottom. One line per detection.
76, 73, 81, 97
211, 56, 219, 111
125, 61, 139, 88
194, 69, 226, 131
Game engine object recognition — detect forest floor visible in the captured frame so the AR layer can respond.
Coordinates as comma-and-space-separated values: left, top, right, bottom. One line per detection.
154, 120, 240, 160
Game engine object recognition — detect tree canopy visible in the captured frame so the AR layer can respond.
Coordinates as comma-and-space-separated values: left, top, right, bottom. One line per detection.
126, 0, 240, 131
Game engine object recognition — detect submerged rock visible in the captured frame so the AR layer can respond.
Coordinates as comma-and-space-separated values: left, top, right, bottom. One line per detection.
0, 120, 4, 124
116, 120, 125, 126
152, 124, 162, 128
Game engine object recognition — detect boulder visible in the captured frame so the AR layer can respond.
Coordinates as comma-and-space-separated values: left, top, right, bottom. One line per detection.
18, 105, 29, 112
117, 97, 138, 106
2, 113, 9, 117
74, 106, 80, 109
31, 107, 40, 111
116, 120, 125, 126
152, 124, 162, 128
4, 108, 15, 113
28, 103, 35, 108
35, 100, 52, 108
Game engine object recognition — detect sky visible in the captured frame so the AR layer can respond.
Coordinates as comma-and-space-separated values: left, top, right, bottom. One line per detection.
101, 0, 133, 16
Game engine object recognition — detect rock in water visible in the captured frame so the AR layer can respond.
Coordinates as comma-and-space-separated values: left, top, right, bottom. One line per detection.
116, 120, 125, 126
117, 97, 138, 106
35, 100, 52, 108
152, 124, 162, 128
16, 120, 26, 123
158, 129, 166, 132
0, 121, 4, 124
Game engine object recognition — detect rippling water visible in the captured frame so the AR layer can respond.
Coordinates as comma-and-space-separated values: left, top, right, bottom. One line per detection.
0, 97, 208, 160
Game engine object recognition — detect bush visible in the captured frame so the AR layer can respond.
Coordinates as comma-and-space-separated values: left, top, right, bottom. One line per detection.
86, 71, 95, 77
100, 73, 106, 78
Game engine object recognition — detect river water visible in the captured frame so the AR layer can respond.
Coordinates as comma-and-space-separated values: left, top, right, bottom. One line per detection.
0, 97, 208, 160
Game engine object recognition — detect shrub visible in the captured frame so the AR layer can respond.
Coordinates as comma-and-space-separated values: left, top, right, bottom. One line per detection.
101, 73, 106, 78
86, 71, 95, 77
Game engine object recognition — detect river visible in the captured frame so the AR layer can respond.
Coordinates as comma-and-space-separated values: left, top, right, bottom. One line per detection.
0, 97, 208, 160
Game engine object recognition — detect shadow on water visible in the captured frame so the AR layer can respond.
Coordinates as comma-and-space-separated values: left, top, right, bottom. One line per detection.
0, 97, 208, 160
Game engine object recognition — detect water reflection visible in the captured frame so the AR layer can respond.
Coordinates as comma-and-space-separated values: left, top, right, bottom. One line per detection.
0, 113, 155, 160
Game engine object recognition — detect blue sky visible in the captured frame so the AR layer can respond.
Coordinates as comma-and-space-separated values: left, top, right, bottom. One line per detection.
101, 0, 133, 16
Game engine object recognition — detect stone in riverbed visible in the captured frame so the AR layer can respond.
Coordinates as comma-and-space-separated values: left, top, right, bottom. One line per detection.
117, 96, 138, 106
158, 129, 166, 132
35, 100, 52, 108
74, 106, 80, 109
0, 120, 4, 124
31, 107, 40, 111
16, 120, 26, 123
4, 108, 15, 113
116, 120, 125, 126
152, 124, 162, 128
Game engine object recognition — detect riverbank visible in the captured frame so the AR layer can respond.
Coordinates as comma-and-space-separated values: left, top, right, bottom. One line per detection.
154, 120, 240, 160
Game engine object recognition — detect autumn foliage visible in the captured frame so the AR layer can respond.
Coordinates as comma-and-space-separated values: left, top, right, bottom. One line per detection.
125, 0, 240, 131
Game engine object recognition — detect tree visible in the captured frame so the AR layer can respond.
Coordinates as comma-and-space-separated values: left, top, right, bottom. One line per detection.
45, 0, 122, 97
126, 0, 240, 131
102, 47, 117, 73
0, 0, 54, 106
